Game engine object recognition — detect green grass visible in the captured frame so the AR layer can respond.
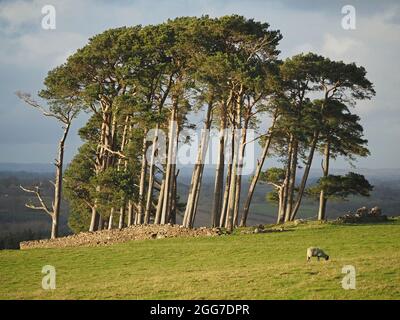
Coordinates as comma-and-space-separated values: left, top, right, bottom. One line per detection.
1, 219, 399, 300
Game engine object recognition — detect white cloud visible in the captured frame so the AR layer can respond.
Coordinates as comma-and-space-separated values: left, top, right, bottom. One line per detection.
0, 0, 46, 33
290, 43, 315, 56
0, 30, 86, 67
321, 33, 363, 60
0, 0, 88, 67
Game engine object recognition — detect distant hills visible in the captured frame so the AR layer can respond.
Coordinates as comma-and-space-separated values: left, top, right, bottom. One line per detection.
0, 162, 55, 173
0, 162, 399, 181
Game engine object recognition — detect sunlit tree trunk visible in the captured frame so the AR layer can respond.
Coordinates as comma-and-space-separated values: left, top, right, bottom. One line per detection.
226, 154, 237, 231
183, 101, 213, 228
219, 162, 231, 227
318, 142, 330, 220
226, 95, 241, 231
169, 170, 179, 224
108, 207, 114, 230
281, 138, 292, 223
111, 115, 130, 230
211, 112, 226, 227
90, 101, 112, 232
127, 200, 134, 226
286, 137, 298, 221
168, 163, 177, 223
155, 179, 165, 225
240, 115, 276, 226
161, 102, 178, 224
144, 125, 159, 224
276, 186, 284, 224
118, 203, 126, 229
233, 123, 247, 227
51, 123, 70, 238
89, 185, 101, 232
182, 164, 196, 227
220, 119, 235, 227
290, 131, 319, 221
137, 133, 148, 225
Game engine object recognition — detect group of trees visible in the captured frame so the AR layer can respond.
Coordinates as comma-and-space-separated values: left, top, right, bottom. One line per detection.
17, 15, 375, 238
258, 55, 375, 223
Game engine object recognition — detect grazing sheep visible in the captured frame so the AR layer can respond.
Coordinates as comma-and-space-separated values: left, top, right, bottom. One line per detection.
307, 247, 329, 262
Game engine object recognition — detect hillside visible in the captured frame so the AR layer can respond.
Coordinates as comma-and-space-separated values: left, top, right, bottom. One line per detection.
2, 168, 400, 249
1, 219, 399, 300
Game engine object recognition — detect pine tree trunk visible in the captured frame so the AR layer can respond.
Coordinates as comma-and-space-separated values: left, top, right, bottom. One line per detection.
109, 109, 119, 168
182, 163, 197, 227
115, 115, 130, 229
276, 186, 284, 224
92, 110, 112, 231
118, 204, 126, 229
90, 102, 112, 232
167, 125, 179, 226
137, 134, 148, 225
144, 125, 159, 224
97, 214, 103, 231
233, 125, 247, 227
51, 124, 69, 239
190, 166, 204, 228
226, 126, 239, 230
286, 137, 298, 221
183, 101, 212, 227
211, 116, 226, 227
220, 121, 235, 227
169, 170, 178, 224
103, 111, 113, 169
50, 216, 58, 240
108, 207, 114, 230
318, 190, 328, 221
168, 163, 177, 223
281, 139, 293, 223
89, 201, 98, 232
290, 131, 319, 221
184, 164, 200, 226
134, 207, 139, 225
127, 200, 133, 226
155, 179, 165, 225
240, 118, 275, 226
161, 104, 177, 224
318, 142, 330, 220
219, 161, 232, 227
226, 157, 237, 231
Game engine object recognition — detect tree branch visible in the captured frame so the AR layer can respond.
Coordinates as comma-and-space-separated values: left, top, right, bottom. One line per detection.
244, 132, 272, 146
100, 145, 127, 159
15, 91, 66, 123
20, 185, 53, 216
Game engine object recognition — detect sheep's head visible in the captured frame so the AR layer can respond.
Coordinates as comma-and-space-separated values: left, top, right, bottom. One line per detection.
325, 255, 330, 261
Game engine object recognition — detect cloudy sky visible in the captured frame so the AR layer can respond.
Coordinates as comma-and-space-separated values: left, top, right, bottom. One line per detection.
0, 0, 399, 169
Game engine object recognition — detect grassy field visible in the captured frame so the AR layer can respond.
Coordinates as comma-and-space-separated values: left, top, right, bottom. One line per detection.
0, 219, 399, 300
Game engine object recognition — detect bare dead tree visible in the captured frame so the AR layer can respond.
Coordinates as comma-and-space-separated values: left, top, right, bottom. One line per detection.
16, 91, 80, 239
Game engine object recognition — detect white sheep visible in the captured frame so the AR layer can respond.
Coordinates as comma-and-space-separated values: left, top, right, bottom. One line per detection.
307, 247, 329, 262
